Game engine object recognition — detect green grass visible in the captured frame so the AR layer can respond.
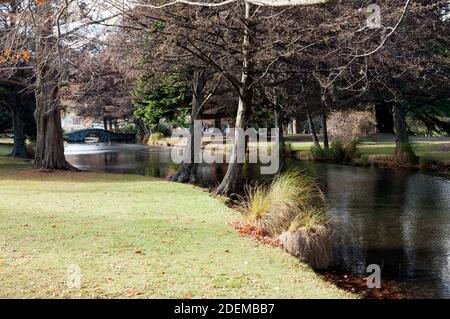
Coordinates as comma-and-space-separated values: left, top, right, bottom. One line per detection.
0, 142, 12, 156
0, 143, 31, 168
289, 141, 319, 152
289, 139, 450, 163
357, 141, 450, 162
0, 158, 353, 298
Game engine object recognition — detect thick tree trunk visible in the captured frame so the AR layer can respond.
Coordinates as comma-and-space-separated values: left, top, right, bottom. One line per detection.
135, 118, 150, 140
34, 92, 72, 169
322, 114, 329, 151
215, 1, 253, 196
171, 120, 198, 183
9, 103, 28, 158
375, 102, 395, 134
393, 102, 416, 163
172, 70, 206, 183
307, 110, 321, 149
33, 4, 74, 170
214, 90, 250, 195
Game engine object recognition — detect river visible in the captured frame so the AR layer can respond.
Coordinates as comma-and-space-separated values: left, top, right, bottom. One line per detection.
65, 142, 450, 298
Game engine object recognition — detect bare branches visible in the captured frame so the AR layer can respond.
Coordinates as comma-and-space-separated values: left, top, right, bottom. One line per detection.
132, 0, 330, 9
355, 0, 412, 58
132, 0, 237, 9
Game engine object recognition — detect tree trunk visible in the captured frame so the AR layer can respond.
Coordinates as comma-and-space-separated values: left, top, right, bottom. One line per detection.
275, 109, 285, 151
214, 90, 250, 195
34, 89, 71, 169
215, 1, 253, 196
214, 116, 221, 130
103, 117, 108, 130
393, 102, 416, 163
135, 118, 150, 140
33, 4, 74, 170
292, 118, 298, 134
295, 116, 302, 134
9, 100, 28, 158
172, 69, 206, 183
375, 102, 395, 134
322, 114, 329, 151
275, 109, 286, 171
307, 110, 321, 149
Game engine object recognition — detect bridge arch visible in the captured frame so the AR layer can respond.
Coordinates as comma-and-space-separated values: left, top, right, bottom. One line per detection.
65, 129, 136, 143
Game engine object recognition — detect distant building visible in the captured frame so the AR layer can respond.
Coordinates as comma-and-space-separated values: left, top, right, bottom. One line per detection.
61, 101, 93, 133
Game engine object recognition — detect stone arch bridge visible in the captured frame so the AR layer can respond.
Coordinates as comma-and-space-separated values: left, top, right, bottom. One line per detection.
65, 129, 136, 143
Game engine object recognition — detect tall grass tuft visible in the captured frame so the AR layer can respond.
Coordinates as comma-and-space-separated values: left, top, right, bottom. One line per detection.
279, 225, 332, 270
244, 170, 327, 236
245, 185, 272, 221
244, 170, 333, 269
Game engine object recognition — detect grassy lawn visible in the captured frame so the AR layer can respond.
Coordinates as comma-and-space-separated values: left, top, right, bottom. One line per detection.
357, 141, 450, 162
0, 155, 352, 298
0, 142, 12, 156
0, 143, 32, 169
287, 138, 450, 163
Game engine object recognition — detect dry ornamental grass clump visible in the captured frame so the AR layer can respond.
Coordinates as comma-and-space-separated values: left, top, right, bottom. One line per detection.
243, 170, 332, 269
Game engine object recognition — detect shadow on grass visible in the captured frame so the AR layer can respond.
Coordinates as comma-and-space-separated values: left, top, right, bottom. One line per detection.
0, 158, 165, 184
0, 143, 13, 157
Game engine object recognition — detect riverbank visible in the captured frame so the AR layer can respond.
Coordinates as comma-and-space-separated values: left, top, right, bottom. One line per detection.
0, 154, 353, 298
288, 136, 450, 175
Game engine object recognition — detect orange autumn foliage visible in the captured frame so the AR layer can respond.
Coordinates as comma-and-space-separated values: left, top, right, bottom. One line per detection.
0, 48, 32, 64
22, 49, 31, 62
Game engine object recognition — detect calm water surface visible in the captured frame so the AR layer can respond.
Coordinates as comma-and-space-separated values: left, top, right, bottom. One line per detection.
65, 143, 450, 298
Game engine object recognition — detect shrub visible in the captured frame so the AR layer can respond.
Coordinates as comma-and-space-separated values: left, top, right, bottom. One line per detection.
419, 156, 435, 166
328, 110, 376, 143
395, 142, 418, 164
439, 144, 450, 152
329, 140, 346, 162
311, 139, 361, 163
310, 145, 327, 161
118, 123, 138, 134
149, 132, 165, 143
155, 123, 172, 136
344, 138, 361, 160
284, 142, 293, 155
361, 154, 370, 165
244, 170, 327, 236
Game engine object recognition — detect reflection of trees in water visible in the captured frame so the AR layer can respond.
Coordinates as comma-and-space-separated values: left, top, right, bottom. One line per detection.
103, 152, 115, 165
320, 165, 450, 297
399, 174, 450, 297
318, 165, 373, 274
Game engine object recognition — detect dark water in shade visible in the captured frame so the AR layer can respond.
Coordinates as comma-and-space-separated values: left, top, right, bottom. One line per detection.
65, 143, 450, 298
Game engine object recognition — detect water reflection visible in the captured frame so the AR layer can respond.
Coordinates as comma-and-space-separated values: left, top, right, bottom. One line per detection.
65, 143, 450, 298
312, 165, 450, 298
